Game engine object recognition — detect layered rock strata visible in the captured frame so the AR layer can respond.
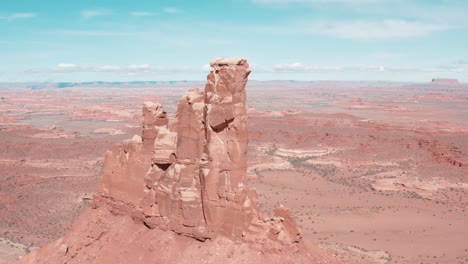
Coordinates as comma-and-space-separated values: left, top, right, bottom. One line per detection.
97, 57, 301, 247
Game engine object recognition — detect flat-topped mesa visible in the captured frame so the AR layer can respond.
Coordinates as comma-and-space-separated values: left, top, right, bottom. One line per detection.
431, 78, 460, 86
96, 57, 301, 248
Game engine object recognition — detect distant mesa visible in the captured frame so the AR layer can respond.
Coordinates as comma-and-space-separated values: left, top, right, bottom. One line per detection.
431, 78, 460, 86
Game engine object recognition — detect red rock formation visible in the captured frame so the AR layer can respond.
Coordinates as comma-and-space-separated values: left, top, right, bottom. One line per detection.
12, 58, 340, 264
97, 57, 302, 246
201, 58, 251, 238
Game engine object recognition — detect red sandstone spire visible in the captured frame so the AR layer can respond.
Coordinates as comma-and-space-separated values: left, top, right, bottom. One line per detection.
98, 57, 300, 245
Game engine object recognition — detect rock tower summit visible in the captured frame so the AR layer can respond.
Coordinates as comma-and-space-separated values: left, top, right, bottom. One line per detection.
98, 57, 301, 246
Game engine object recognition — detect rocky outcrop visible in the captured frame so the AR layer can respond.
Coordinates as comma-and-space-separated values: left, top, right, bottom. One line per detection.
98, 57, 301, 247
12, 206, 334, 264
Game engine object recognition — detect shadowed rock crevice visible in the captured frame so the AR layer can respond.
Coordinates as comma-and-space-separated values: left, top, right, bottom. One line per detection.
155, 163, 171, 171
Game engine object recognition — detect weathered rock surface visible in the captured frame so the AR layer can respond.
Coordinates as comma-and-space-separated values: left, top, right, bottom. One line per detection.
12, 58, 341, 264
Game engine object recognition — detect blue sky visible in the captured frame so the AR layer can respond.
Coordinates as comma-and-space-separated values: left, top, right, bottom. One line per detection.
1, 0, 467, 82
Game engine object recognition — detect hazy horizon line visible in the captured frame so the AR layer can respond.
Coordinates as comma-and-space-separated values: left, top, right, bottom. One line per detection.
0, 79, 449, 84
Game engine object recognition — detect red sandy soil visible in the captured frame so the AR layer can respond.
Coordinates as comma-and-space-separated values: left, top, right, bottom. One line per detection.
1, 81, 467, 263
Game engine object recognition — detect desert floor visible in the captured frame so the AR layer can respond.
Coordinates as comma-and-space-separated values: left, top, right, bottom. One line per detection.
1, 81, 467, 263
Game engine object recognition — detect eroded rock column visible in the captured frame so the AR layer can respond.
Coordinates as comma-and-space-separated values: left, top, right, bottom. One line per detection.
152, 88, 209, 238
200, 58, 252, 238
97, 57, 301, 246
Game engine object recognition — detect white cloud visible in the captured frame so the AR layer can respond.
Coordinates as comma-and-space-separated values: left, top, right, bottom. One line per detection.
455, 59, 468, 65
446, 67, 465, 73
56, 63, 79, 70
1, 13, 38, 21
272, 63, 385, 72
163, 7, 181, 14
438, 64, 466, 73
53, 63, 122, 73
270, 62, 464, 73
370, 52, 400, 60
48, 63, 205, 74
272, 63, 387, 72
98, 65, 122, 71
81, 9, 110, 19
50, 29, 234, 47
311, 20, 447, 40
273, 62, 342, 72
127, 64, 152, 71
130, 11, 155, 17
9, 13, 37, 19
21, 62, 467, 82
215, 18, 447, 40
56, 30, 149, 36
202, 64, 211, 72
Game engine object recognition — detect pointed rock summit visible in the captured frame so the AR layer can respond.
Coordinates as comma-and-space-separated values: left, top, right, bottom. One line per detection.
13, 58, 340, 264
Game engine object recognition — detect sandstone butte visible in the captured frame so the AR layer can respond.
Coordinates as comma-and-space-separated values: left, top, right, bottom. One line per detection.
12, 58, 341, 264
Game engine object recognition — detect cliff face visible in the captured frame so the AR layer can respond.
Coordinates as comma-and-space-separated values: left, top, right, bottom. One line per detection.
12, 58, 340, 264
